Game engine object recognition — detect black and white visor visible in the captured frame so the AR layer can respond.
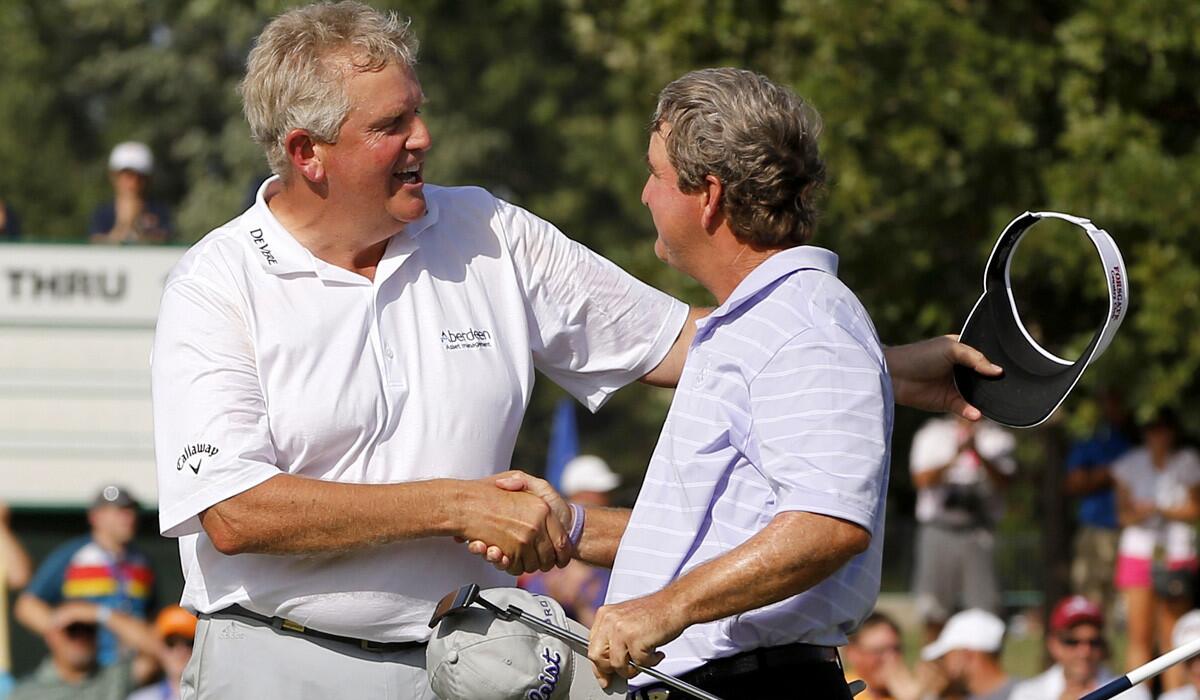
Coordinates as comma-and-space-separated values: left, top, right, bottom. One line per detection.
953, 211, 1129, 428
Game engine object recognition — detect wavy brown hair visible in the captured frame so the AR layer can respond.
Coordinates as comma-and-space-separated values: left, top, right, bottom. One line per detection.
653, 68, 826, 248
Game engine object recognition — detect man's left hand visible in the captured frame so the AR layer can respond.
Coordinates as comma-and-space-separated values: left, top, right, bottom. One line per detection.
587, 590, 689, 688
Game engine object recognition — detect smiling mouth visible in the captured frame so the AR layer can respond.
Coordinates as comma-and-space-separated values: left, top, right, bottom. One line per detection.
394, 164, 423, 185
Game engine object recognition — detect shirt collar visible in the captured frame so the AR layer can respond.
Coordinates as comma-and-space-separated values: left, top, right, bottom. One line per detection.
247, 177, 442, 282
698, 245, 839, 330
375, 189, 440, 285
245, 176, 320, 276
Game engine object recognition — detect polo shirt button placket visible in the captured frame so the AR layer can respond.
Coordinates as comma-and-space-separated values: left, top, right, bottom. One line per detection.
373, 292, 406, 392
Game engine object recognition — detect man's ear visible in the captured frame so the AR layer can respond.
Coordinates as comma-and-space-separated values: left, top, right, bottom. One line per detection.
283, 129, 326, 183
700, 174, 724, 231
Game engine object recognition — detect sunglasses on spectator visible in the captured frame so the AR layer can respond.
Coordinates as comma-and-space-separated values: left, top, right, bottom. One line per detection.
64, 622, 98, 639
1059, 635, 1105, 649
164, 635, 194, 649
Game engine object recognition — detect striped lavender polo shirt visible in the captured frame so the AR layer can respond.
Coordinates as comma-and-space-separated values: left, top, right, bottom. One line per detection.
606, 245, 893, 686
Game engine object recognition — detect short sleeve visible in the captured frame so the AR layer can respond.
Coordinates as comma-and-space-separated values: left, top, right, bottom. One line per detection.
1112, 451, 1138, 487
1176, 449, 1200, 487
24, 540, 79, 604
151, 277, 282, 537
1065, 441, 1091, 471
747, 325, 891, 534
495, 199, 688, 411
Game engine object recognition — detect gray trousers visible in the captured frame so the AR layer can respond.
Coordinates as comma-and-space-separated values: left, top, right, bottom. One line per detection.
182, 613, 437, 700
912, 522, 1001, 624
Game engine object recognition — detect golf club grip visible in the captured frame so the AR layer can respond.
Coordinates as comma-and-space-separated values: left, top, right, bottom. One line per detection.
511, 609, 725, 700
1078, 634, 1200, 699
1078, 677, 1131, 700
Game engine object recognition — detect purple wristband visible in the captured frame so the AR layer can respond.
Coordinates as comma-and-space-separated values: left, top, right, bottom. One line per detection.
568, 503, 585, 549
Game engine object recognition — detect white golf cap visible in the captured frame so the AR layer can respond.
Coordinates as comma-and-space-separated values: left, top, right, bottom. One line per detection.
108, 141, 154, 175
427, 587, 626, 700
561, 455, 621, 497
921, 609, 1006, 661
1173, 610, 1200, 648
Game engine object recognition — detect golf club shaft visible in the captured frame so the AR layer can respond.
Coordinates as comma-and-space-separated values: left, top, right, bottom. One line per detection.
1080, 635, 1200, 700
513, 610, 725, 700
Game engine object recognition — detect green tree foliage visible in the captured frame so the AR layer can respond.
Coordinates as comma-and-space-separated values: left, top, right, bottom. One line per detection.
2, 0, 1198, 483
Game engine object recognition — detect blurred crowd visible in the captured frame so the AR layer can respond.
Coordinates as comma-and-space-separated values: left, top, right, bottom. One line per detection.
841, 391, 1200, 699
0, 487, 191, 700
1, 310, 1198, 699
0, 142, 174, 245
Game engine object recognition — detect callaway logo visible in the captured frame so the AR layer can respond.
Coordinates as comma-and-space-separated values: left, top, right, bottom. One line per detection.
176, 443, 219, 474
1110, 266, 1124, 320
250, 228, 278, 265
440, 327, 493, 351
525, 647, 562, 700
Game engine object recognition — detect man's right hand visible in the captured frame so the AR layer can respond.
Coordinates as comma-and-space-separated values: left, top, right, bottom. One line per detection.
456, 474, 571, 575
462, 471, 572, 573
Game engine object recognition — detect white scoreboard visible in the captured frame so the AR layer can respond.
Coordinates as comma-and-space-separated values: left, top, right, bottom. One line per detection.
0, 243, 183, 507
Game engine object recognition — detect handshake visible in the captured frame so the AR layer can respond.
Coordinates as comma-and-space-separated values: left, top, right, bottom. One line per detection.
453, 470, 576, 575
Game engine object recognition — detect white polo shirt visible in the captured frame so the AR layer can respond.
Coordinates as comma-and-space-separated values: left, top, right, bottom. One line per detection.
1009, 664, 1150, 700
151, 178, 687, 642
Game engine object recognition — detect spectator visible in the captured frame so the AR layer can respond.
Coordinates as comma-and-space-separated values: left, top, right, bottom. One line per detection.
910, 415, 1016, 639
1, 502, 34, 699
9, 601, 161, 700
519, 455, 619, 626
1, 502, 32, 593
921, 609, 1018, 700
1113, 409, 1200, 691
845, 611, 940, 700
1009, 595, 1149, 700
0, 199, 21, 241
127, 606, 195, 700
15, 486, 156, 667
88, 142, 173, 244
1161, 610, 1200, 700
1066, 391, 1133, 614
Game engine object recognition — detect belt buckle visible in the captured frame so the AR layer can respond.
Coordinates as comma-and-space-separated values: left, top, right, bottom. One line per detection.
361, 640, 385, 652
280, 619, 306, 633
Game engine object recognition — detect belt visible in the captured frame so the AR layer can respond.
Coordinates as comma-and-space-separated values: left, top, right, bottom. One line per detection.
628, 642, 841, 699
203, 605, 427, 653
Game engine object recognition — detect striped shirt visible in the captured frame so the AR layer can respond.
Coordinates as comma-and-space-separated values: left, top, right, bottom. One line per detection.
26, 536, 156, 666
606, 245, 893, 685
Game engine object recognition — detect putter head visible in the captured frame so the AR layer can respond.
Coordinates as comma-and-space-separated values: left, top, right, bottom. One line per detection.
428, 583, 480, 628
429, 583, 521, 628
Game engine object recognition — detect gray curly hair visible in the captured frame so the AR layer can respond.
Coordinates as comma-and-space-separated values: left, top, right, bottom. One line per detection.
652, 68, 826, 248
241, 1, 419, 179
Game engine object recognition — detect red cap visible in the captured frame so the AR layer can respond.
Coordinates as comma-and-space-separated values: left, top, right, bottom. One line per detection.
1050, 595, 1104, 633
